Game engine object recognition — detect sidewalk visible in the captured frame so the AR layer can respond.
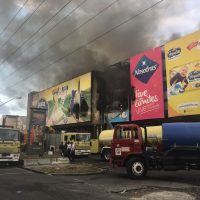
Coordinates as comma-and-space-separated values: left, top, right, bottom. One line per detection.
24, 163, 105, 175
20, 153, 105, 175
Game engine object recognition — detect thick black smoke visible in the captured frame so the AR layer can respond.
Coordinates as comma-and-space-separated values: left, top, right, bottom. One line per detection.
0, 0, 199, 116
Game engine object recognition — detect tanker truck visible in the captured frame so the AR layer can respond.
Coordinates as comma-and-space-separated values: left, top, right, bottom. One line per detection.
99, 130, 113, 161
111, 122, 200, 178
97, 127, 161, 161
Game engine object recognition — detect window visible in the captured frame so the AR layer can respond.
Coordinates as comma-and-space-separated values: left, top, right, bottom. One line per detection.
76, 134, 90, 141
70, 135, 75, 141
0, 129, 19, 141
64, 136, 68, 141
133, 128, 138, 139
116, 128, 132, 139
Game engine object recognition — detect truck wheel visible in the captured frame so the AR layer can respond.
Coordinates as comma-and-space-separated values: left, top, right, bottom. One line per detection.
103, 152, 110, 161
126, 158, 147, 178
101, 150, 111, 161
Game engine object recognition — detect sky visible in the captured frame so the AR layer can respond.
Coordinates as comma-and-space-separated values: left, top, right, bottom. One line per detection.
0, 0, 199, 117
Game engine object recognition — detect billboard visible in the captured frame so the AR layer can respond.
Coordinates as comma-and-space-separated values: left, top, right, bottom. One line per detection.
31, 72, 91, 126
165, 30, 200, 117
130, 47, 164, 120
29, 108, 46, 145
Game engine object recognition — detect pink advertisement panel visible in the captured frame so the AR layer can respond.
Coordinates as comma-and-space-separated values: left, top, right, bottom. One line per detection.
130, 47, 164, 120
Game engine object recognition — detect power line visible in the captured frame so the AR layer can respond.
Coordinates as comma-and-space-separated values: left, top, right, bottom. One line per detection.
1, 0, 165, 93
1, 0, 87, 80
0, 0, 47, 49
1, 0, 164, 91
0, 0, 73, 67
0, 0, 29, 36
1, 0, 116, 81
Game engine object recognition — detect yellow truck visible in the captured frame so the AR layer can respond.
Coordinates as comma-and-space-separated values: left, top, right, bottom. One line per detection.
98, 130, 114, 161
61, 132, 91, 156
89, 129, 114, 161
0, 128, 21, 165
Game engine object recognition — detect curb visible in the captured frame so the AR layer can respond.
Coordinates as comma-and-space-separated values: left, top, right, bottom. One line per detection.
50, 168, 106, 176
19, 166, 107, 176
18, 166, 47, 175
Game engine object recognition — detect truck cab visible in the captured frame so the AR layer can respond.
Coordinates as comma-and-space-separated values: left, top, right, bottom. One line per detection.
111, 124, 144, 164
111, 123, 200, 179
111, 124, 158, 178
0, 128, 21, 165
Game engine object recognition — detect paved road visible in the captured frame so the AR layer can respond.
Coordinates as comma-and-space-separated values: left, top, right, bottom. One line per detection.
0, 166, 123, 200
75, 156, 200, 199
0, 156, 200, 200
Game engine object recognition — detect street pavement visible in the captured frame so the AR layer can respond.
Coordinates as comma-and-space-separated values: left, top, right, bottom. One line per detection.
0, 166, 122, 200
0, 155, 200, 199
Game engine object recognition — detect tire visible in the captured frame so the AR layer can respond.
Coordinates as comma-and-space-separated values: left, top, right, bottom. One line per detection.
18, 159, 24, 167
126, 158, 147, 178
101, 149, 111, 161
104, 152, 111, 161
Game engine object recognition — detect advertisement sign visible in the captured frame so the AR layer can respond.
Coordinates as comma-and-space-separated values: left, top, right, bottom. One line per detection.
29, 108, 46, 146
107, 109, 129, 123
32, 72, 91, 126
130, 47, 164, 120
165, 30, 200, 117
31, 111, 46, 126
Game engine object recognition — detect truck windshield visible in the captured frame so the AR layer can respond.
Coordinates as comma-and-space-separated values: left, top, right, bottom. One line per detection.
0, 129, 19, 141
76, 134, 90, 142
116, 128, 132, 139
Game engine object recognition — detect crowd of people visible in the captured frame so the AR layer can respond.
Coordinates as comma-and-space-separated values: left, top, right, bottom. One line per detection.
59, 141, 75, 161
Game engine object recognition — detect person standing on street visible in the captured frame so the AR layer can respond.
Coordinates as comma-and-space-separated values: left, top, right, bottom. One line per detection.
59, 142, 64, 157
67, 142, 72, 159
70, 142, 75, 161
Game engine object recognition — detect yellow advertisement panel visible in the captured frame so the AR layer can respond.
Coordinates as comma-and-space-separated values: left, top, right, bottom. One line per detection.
32, 72, 91, 126
165, 30, 200, 117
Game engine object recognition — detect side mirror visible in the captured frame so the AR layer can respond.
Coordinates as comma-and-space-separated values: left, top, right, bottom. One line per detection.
130, 86, 135, 101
